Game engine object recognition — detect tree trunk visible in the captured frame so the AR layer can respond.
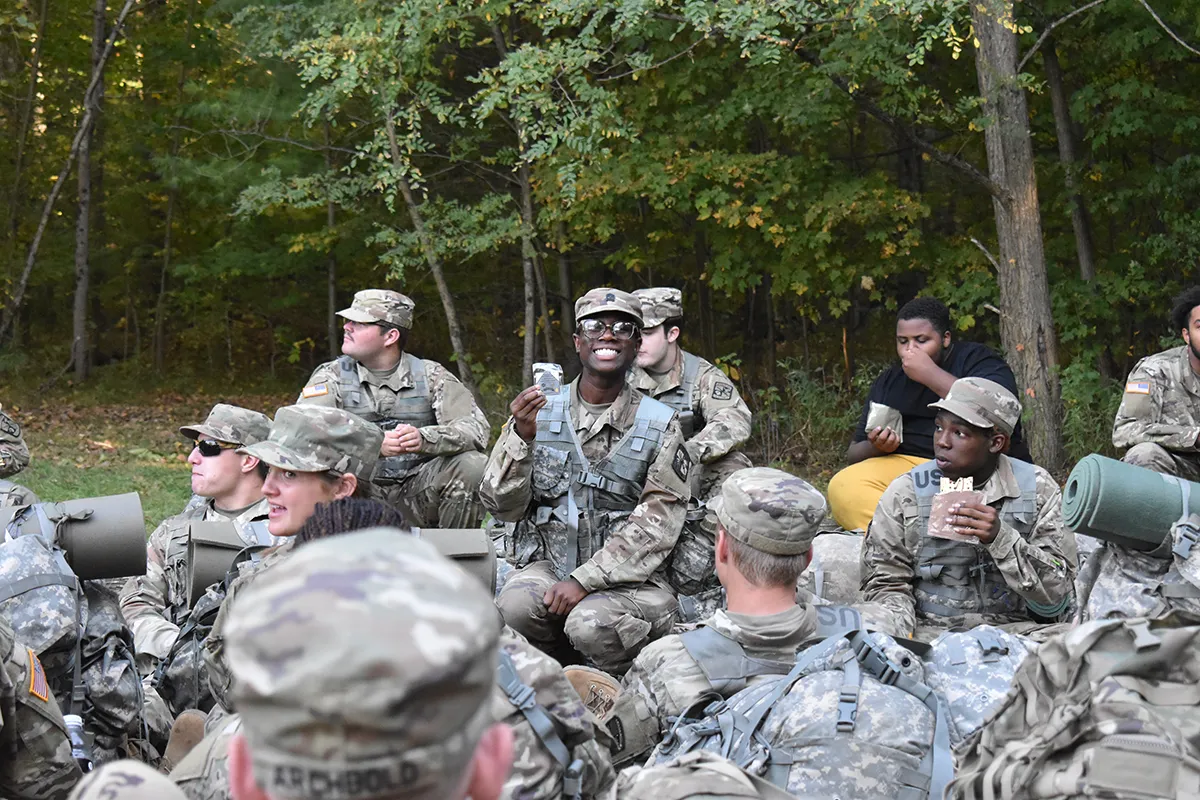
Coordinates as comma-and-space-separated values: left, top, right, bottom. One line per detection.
972, 0, 1066, 473
7, 0, 49, 250
533, 252, 557, 364
324, 120, 338, 359
73, 0, 106, 381
0, 0, 137, 344
1042, 41, 1096, 283
518, 165, 538, 384
384, 111, 479, 399
155, 0, 196, 371
556, 221, 573, 342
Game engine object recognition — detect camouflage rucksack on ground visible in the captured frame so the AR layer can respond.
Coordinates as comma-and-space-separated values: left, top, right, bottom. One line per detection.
652, 630, 953, 800
951, 614, 1200, 799
922, 626, 1036, 747
604, 751, 806, 800
0, 531, 143, 764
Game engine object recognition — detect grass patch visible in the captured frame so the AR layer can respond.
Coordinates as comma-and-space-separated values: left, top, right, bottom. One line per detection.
10, 391, 291, 532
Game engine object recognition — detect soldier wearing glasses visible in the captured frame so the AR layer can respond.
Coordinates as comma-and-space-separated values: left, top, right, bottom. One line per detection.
482, 288, 691, 676
119, 404, 273, 675
297, 289, 490, 528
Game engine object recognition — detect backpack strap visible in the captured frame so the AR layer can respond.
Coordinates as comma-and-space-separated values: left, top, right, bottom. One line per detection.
496, 649, 571, 768
679, 627, 794, 695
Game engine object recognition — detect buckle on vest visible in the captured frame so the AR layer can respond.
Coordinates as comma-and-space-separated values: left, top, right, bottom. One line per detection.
1124, 619, 1161, 652
1173, 521, 1200, 560
577, 471, 608, 490
836, 686, 859, 732
509, 683, 537, 711
854, 642, 899, 686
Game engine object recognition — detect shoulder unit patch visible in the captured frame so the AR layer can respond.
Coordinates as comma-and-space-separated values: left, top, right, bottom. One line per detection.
711, 382, 734, 401
672, 447, 691, 482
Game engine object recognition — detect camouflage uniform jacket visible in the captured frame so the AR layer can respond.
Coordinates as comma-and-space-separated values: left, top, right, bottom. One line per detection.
201, 540, 294, 713
120, 499, 271, 664
298, 353, 489, 456
0, 615, 81, 800
495, 626, 615, 800
630, 352, 750, 465
861, 455, 1078, 638
480, 381, 690, 592
1112, 345, 1200, 453
0, 407, 30, 478
615, 606, 816, 753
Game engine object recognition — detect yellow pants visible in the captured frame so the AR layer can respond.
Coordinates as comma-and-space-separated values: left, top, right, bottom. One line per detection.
828, 454, 930, 532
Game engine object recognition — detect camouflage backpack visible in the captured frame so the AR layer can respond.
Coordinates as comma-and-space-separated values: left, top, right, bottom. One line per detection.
652, 630, 953, 800
951, 614, 1200, 800
605, 751, 807, 800
0, 528, 142, 764
921, 626, 1036, 747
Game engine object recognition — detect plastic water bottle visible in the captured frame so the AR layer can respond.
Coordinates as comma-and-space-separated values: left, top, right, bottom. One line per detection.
62, 714, 93, 773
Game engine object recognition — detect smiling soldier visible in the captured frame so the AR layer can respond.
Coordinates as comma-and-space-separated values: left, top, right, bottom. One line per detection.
859, 377, 1077, 641
481, 288, 691, 676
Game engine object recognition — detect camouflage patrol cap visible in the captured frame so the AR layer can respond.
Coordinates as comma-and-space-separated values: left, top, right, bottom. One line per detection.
632, 287, 684, 328
575, 287, 644, 326
179, 403, 271, 446
929, 377, 1021, 436
710, 467, 827, 556
226, 527, 501, 800
338, 289, 416, 330
68, 759, 188, 800
240, 405, 382, 479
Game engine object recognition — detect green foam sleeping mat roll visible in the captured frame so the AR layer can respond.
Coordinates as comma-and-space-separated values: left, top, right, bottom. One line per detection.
1062, 454, 1200, 551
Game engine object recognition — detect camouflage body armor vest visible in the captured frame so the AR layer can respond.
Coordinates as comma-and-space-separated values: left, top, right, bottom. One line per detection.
337, 353, 436, 482
510, 386, 674, 579
909, 459, 1064, 620
679, 604, 863, 695
654, 352, 702, 439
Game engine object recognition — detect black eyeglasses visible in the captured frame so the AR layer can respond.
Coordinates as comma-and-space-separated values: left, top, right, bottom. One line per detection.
196, 439, 239, 457
577, 319, 639, 340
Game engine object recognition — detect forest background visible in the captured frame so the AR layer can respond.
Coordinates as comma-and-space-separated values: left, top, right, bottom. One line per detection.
0, 0, 1197, 526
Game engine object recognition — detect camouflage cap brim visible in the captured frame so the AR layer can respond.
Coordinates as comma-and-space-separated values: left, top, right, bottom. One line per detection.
928, 398, 1010, 435
179, 423, 236, 443
337, 306, 377, 324
240, 440, 332, 473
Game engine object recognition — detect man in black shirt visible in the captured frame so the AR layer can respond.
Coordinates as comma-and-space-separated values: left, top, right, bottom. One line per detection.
828, 297, 1029, 531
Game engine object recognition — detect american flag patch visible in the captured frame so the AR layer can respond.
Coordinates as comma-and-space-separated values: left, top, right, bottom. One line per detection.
1125, 381, 1151, 395
301, 383, 329, 399
26, 648, 49, 701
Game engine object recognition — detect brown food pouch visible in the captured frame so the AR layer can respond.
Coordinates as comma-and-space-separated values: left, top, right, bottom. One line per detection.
928, 491, 984, 542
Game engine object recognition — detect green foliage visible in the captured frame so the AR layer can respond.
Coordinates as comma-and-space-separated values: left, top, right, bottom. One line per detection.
1059, 360, 1123, 465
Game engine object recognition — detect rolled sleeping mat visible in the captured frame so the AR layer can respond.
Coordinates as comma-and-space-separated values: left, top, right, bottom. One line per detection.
412, 527, 498, 595
1063, 454, 1200, 551
186, 521, 250, 608
0, 492, 146, 579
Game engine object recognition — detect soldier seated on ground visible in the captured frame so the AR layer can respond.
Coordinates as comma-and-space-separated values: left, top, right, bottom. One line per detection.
223, 529, 514, 800
483, 288, 690, 677
631, 287, 752, 501
605, 467, 858, 768
827, 297, 1029, 533
861, 377, 1077, 641
1113, 285, 1200, 480
199, 405, 383, 713
297, 288, 490, 528
120, 403, 272, 674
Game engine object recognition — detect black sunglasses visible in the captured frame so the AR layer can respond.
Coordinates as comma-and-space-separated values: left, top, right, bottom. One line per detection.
196, 439, 239, 457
